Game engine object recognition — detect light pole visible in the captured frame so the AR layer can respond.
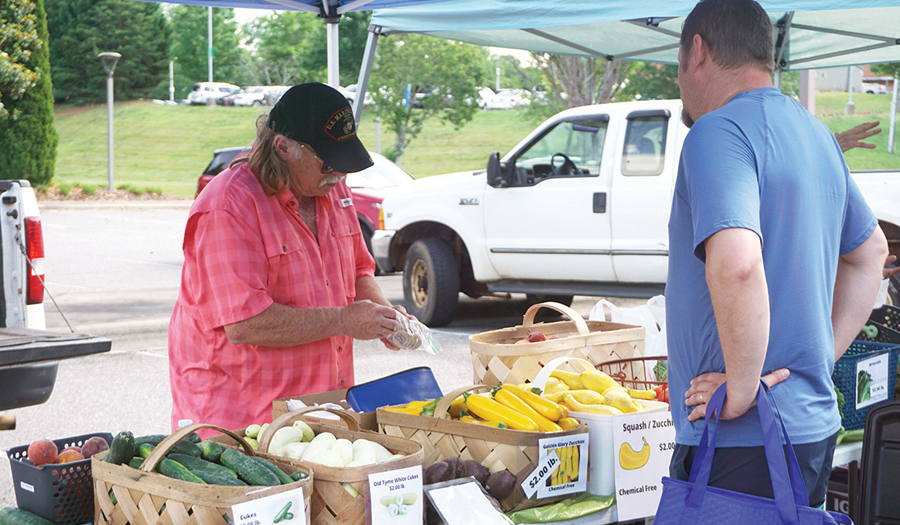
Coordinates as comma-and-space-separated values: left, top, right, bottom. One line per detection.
98, 52, 121, 191
169, 57, 178, 102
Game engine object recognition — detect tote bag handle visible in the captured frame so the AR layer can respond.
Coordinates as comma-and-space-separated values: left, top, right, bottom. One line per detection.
686, 380, 809, 525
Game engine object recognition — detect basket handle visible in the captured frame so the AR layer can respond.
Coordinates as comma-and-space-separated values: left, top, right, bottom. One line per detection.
258, 406, 361, 454
522, 302, 590, 335
531, 356, 596, 392
432, 384, 494, 419
140, 423, 254, 473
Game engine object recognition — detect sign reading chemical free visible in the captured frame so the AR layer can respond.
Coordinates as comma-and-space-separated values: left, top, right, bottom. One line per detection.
612, 410, 676, 522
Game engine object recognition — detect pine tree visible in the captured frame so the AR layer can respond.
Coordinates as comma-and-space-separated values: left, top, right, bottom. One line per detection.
0, 0, 58, 186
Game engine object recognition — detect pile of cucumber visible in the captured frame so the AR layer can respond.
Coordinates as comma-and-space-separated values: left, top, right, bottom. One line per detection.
104, 430, 308, 486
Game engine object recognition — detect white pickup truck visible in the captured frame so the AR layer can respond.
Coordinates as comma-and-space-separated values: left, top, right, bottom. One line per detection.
372, 99, 900, 327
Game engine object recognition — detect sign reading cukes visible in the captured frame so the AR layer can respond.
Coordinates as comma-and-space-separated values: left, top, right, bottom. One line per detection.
231, 486, 306, 525
612, 410, 676, 522
856, 352, 890, 409
368, 465, 424, 524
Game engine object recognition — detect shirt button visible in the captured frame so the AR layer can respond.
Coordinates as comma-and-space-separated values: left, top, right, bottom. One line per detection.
326, 279, 330, 286
340, 380, 345, 386
289, 201, 295, 206
282, 246, 287, 252
338, 346, 342, 352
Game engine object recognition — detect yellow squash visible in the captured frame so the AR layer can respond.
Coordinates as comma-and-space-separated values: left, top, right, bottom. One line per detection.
557, 417, 583, 431
464, 393, 539, 431
626, 387, 657, 400
603, 386, 642, 413
562, 393, 624, 415
543, 377, 570, 396
494, 387, 562, 432
447, 396, 468, 418
580, 369, 621, 394
501, 384, 566, 421
550, 370, 584, 390
564, 389, 606, 405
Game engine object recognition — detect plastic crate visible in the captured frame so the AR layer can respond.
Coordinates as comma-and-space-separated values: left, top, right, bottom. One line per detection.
6, 432, 113, 525
870, 305, 900, 332
833, 342, 899, 431
856, 320, 900, 344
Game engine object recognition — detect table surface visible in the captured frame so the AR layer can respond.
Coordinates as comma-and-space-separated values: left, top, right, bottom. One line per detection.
832, 440, 863, 467
0, 327, 111, 366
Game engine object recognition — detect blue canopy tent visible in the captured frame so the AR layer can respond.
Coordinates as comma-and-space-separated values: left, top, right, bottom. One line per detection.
357, 0, 900, 138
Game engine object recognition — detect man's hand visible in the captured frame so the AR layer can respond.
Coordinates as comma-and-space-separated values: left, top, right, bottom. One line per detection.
884, 254, 899, 280
835, 121, 881, 153
684, 368, 790, 422
380, 305, 414, 351
340, 300, 401, 341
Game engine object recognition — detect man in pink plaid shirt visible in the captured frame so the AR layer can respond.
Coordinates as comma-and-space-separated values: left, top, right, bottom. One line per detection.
168, 83, 408, 432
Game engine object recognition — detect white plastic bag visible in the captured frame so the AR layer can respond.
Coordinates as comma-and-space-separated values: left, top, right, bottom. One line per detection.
589, 295, 667, 358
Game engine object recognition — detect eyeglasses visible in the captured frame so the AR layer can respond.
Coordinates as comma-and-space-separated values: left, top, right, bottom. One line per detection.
299, 143, 335, 174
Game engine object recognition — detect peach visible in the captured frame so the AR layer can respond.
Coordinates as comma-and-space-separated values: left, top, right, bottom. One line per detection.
81, 436, 109, 458
55, 449, 85, 464
27, 439, 59, 467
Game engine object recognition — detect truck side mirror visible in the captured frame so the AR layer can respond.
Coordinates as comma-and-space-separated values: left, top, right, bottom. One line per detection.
486, 152, 509, 188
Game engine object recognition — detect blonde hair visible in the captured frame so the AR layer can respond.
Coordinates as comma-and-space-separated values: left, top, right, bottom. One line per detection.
230, 114, 305, 195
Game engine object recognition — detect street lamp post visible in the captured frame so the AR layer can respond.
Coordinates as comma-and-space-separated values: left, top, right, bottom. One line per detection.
169, 57, 178, 102
98, 52, 121, 191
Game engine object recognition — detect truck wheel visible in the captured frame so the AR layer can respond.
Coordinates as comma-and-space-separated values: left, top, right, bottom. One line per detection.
403, 238, 459, 327
526, 294, 574, 307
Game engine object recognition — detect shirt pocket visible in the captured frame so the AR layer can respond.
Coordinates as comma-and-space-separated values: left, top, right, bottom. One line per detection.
333, 207, 362, 300
263, 234, 305, 301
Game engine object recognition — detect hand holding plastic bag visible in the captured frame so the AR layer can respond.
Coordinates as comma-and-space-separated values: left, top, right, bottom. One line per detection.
387, 314, 441, 354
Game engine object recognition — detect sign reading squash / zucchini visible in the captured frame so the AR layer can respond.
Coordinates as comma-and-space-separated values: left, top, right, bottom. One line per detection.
612, 411, 676, 522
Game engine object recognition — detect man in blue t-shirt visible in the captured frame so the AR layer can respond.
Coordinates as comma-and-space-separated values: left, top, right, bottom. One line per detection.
666, 0, 888, 508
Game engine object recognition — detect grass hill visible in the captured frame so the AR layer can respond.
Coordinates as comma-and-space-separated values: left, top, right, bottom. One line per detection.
52, 91, 899, 198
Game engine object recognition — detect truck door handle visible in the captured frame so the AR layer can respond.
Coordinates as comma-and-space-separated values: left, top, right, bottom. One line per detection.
593, 192, 607, 213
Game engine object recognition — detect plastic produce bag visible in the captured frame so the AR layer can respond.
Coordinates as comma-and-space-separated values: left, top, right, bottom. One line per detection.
590, 295, 666, 357
387, 314, 441, 354
505, 493, 615, 523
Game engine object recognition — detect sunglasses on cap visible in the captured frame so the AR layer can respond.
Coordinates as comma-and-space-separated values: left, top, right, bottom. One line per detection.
299, 143, 335, 174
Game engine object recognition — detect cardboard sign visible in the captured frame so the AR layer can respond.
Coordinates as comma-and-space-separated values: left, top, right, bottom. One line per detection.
232, 486, 306, 525
856, 352, 890, 410
612, 410, 676, 522
523, 433, 588, 499
368, 465, 424, 524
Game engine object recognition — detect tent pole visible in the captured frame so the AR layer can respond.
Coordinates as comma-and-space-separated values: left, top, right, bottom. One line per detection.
325, 0, 340, 87
889, 74, 897, 154
353, 26, 381, 124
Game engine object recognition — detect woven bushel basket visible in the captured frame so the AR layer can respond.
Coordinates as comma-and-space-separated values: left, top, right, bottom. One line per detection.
470, 302, 646, 386
377, 384, 587, 512
217, 407, 424, 525
92, 424, 313, 525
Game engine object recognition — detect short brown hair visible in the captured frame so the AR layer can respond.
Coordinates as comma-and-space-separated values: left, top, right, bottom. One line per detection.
231, 114, 303, 195
681, 0, 774, 73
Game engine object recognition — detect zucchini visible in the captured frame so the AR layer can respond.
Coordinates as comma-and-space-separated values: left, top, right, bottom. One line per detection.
289, 470, 308, 481
198, 440, 225, 463
219, 448, 279, 486
106, 431, 135, 465
192, 471, 248, 486
138, 443, 155, 459
0, 507, 55, 525
158, 458, 206, 484
249, 455, 294, 485
134, 434, 201, 457
167, 453, 238, 479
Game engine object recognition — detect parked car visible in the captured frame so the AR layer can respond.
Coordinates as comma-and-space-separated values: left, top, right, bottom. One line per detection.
195, 148, 413, 260
263, 86, 291, 106
232, 86, 280, 107
188, 82, 241, 105
862, 81, 888, 95
485, 88, 531, 110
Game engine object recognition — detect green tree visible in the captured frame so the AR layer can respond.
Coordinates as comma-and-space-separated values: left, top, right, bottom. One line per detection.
615, 62, 680, 102
371, 34, 487, 164
871, 63, 900, 80
46, 0, 169, 102
523, 54, 627, 120
169, 5, 246, 90
0, 0, 58, 185
1, 0, 41, 120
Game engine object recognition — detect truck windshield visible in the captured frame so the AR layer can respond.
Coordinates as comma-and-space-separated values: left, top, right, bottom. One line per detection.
516, 117, 607, 176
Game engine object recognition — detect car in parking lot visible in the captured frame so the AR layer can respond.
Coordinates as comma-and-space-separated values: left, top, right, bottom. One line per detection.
195, 147, 413, 259
484, 88, 531, 110
188, 82, 241, 105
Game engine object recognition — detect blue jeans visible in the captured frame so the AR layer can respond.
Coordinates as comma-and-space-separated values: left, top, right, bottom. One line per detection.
669, 432, 838, 508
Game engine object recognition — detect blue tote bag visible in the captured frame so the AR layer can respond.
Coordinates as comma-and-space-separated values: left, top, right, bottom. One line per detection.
654, 381, 853, 525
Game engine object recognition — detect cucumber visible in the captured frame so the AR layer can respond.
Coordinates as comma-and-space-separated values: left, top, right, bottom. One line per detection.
167, 453, 238, 479
249, 455, 294, 485
198, 440, 225, 463
219, 448, 279, 486
192, 471, 248, 486
158, 458, 206, 484
273, 501, 292, 523
289, 470, 308, 481
185, 432, 202, 443
128, 457, 145, 469
0, 507, 56, 525
106, 431, 135, 465
134, 434, 201, 457
138, 443, 155, 459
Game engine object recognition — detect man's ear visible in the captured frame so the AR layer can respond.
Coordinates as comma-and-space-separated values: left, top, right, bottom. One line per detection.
272, 135, 291, 158
689, 34, 709, 72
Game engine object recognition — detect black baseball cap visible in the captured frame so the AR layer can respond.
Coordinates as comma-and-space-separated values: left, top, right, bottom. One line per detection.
267, 83, 373, 173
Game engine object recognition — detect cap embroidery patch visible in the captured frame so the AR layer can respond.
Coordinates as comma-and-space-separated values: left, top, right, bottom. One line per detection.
325, 107, 356, 142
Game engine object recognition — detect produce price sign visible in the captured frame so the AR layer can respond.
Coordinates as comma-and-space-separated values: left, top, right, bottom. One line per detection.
856, 352, 890, 409
368, 465, 424, 524
522, 433, 588, 499
232, 486, 306, 525
612, 410, 676, 522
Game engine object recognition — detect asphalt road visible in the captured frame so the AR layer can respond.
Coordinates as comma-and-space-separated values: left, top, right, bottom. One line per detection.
0, 201, 643, 507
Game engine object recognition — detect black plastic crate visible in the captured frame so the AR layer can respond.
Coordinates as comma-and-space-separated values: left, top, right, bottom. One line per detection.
870, 305, 900, 333
833, 342, 899, 431
856, 319, 900, 344
6, 432, 113, 525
